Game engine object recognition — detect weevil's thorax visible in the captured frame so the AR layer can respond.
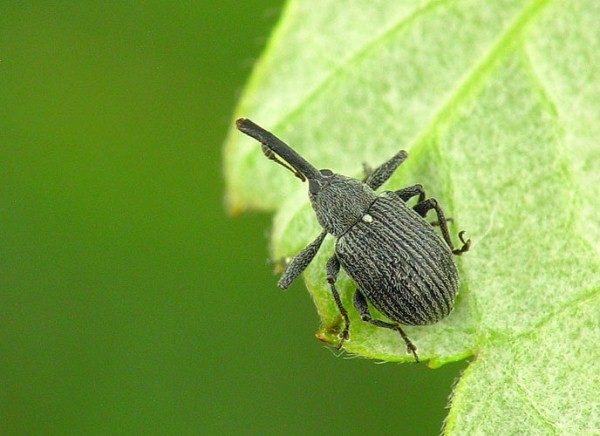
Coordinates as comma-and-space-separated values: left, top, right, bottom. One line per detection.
309, 174, 376, 237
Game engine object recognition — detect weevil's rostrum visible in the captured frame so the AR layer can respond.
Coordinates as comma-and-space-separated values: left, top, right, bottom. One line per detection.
236, 118, 470, 362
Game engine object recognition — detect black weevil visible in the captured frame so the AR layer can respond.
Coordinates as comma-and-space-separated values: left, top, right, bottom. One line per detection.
236, 118, 470, 362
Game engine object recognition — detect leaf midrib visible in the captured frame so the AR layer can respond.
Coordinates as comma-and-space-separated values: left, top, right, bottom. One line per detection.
406, 0, 554, 339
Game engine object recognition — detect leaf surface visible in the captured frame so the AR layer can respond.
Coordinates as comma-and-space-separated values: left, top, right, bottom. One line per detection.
224, 0, 600, 432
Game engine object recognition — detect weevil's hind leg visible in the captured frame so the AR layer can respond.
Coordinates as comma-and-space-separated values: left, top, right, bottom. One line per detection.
413, 199, 471, 255
278, 231, 327, 289
365, 150, 408, 190
353, 290, 419, 362
326, 256, 350, 349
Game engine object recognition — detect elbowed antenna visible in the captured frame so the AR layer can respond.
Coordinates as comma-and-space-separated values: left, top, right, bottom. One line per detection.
236, 118, 322, 182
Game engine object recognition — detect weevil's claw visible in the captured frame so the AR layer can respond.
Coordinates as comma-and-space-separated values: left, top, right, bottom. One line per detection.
452, 230, 471, 255
408, 345, 420, 363
336, 327, 349, 350
402, 338, 419, 363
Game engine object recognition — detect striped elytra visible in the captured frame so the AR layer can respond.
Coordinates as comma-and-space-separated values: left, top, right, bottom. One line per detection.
336, 193, 459, 326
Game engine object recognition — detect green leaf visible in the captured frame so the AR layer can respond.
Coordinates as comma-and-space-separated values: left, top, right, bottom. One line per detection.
224, 0, 600, 433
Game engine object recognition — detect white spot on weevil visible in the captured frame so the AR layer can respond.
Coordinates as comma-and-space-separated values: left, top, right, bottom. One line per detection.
362, 214, 373, 223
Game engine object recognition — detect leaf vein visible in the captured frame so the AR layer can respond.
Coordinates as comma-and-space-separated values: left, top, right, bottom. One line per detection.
515, 284, 600, 340
513, 377, 559, 434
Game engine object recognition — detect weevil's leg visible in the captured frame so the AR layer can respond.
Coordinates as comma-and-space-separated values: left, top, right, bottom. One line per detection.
413, 199, 471, 255
278, 231, 327, 289
365, 150, 408, 190
430, 217, 453, 227
353, 290, 419, 362
413, 198, 453, 249
394, 184, 426, 203
395, 187, 454, 225
326, 255, 350, 349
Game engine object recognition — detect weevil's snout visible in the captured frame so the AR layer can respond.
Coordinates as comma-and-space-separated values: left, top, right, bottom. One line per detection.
235, 118, 323, 183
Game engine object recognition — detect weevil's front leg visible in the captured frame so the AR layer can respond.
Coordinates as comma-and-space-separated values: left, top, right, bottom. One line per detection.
413, 199, 470, 255
278, 231, 327, 289
326, 255, 350, 349
353, 290, 419, 362
365, 150, 408, 190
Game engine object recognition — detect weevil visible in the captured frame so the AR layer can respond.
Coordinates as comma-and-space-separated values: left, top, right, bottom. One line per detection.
236, 118, 470, 362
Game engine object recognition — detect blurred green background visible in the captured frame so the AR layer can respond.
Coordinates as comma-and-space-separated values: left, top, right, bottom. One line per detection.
1, 2, 466, 434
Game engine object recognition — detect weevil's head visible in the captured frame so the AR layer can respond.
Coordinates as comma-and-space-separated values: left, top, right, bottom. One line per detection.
308, 170, 376, 236
235, 119, 376, 235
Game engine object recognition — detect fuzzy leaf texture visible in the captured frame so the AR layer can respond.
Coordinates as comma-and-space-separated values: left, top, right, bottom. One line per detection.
223, 0, 600, 433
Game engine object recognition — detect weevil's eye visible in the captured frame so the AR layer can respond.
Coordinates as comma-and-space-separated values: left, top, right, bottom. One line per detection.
309, 179, 321, 195
320, 169, 333, 177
